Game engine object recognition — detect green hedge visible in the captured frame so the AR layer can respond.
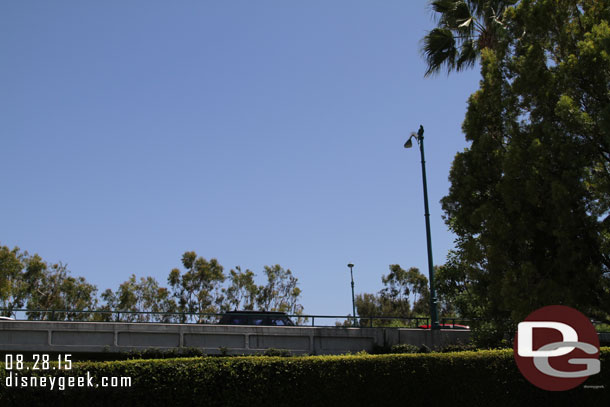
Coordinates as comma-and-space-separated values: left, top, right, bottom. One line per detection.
1, 349, 608, 406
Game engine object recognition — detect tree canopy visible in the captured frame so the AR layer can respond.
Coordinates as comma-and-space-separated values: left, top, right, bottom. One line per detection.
436, 0, 610, 344
0, 244, 305, 323
354, 264, 456, 327
0, 245, 98, 320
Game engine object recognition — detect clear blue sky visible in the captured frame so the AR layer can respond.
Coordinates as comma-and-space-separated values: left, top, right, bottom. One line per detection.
1, 1, 481, 317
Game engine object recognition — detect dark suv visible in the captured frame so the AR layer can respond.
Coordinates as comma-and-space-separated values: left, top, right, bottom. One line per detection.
219, 311, 295, 326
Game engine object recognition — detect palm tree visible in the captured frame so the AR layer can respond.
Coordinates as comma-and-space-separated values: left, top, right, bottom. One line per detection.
422, 0, 517, 76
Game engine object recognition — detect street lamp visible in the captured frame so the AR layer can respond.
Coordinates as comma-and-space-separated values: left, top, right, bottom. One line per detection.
347, 263, 357, 326
404, 125, 440, 330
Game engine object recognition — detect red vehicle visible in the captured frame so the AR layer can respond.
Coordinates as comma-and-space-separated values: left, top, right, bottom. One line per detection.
418, 323, 470, 330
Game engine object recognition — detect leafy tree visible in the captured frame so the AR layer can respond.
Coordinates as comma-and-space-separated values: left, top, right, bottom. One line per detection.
439, 0, 610, 344
435, 259, 476, 317
353, 293, 392, 327
256, 264, 304, 317
100, 275, 176, 322
382, 265, 434, 315
1, 245, 99, 320
0, 245, 27, 317
222, 266, 258, 311
99, 282, 136, 322
24, 260, 98, 321
353, 293, 382, 323
379, 265, 426, 316
2, 245, 308, 324
168, 251, 226, 323
422, 0, 517, 76
354, 265, 457, 327
135, 276, 176, 322
53, 275, 98, 320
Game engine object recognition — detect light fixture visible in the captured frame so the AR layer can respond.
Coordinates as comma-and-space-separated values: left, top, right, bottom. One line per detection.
403, 125, 440, 330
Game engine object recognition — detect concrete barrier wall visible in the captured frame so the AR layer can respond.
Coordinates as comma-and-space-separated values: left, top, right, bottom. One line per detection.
0, 320, 470, 355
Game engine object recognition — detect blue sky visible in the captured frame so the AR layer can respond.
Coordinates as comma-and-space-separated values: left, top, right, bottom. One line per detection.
1, 1, 481, 317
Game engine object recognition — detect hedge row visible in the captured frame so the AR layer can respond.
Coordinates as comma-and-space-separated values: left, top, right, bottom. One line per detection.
1, 349, 608, 406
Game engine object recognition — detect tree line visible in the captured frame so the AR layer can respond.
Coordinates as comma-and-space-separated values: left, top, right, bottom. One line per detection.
353, 264, 458, 327
0, 245, 304, 323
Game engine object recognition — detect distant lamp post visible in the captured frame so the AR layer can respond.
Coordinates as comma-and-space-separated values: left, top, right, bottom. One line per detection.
347, 263, 357, 326
404, 125, 440, 330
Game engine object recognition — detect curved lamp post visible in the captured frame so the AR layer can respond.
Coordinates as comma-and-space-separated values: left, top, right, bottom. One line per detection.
347, 263, 357, 326
404, 125, 440, 330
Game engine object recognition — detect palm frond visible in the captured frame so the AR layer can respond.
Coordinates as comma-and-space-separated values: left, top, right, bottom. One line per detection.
423, 28, 458, 76
430, 0, 460, 14
423, 0, 515, 75
455, 39, 478, 71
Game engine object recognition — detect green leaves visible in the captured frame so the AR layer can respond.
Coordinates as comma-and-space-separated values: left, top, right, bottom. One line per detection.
422, 28, 458, 76
167, 252, 304, 322
0, 245, 305, 323
0, 245, 26, 316
1, 350, 608, 406
100, 275, 177, 322
0, 244, 99, 321
167, 252, 226, 322
224, 266, 258, 311
355, 264, 458, 325
439, 0, 610, 343
24, 261, 99, 321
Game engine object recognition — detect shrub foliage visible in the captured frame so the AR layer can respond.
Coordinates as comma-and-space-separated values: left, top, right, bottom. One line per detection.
0, 349, 608, 406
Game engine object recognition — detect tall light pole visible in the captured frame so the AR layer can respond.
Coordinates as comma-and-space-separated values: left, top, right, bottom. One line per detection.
404, 125, 440, 330
347, 263, 357, 326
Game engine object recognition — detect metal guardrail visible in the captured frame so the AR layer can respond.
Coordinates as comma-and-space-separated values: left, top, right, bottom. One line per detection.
12, 310, 609, 331
3, 308, 607, 329
0, 308, 441, 328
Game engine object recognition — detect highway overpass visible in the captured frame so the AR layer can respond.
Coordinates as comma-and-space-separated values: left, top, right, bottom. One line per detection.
0, 320, 471, 355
